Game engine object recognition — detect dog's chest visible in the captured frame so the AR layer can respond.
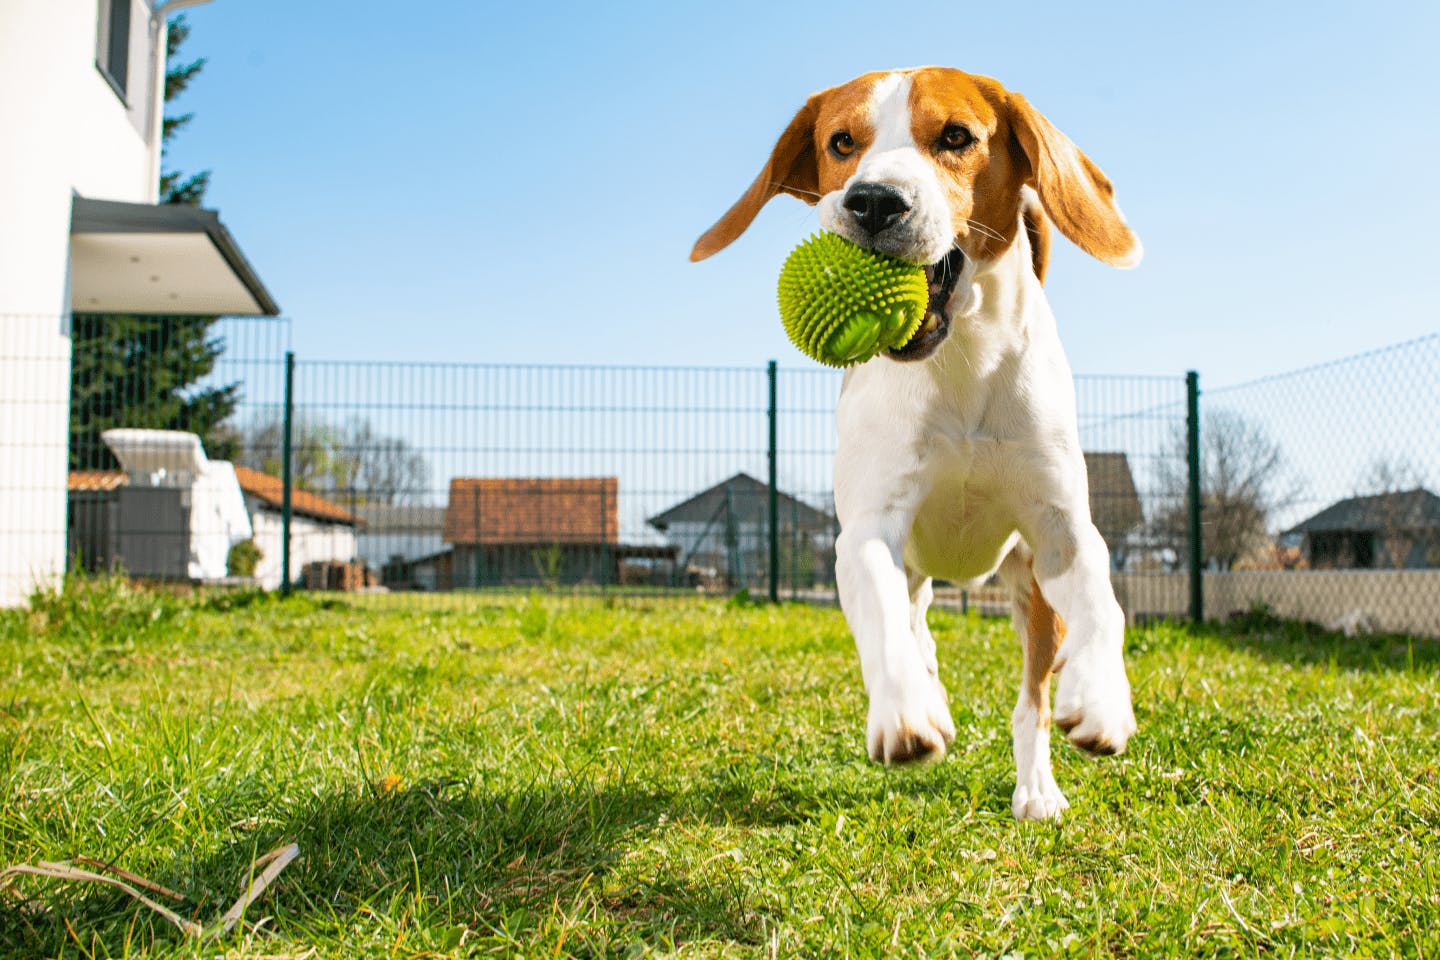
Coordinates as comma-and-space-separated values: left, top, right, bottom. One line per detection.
903, 430, 1025, 583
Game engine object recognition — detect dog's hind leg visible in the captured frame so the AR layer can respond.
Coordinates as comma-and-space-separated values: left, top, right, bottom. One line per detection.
1021, 507, 1136, 758
999, 546, 1069, 820
907, 569, 940, 679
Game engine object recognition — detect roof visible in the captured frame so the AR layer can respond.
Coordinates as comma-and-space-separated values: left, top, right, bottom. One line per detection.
354, 504, 448, 533
69, 197, 280, 316
233, 466, 361, 526
69, 470, 128, 492
647, 473, 833, 531
67, 467, 360, 527
443, 477, 618, 545
1287, 488, 1440, 535
1084, 452, 1144, 535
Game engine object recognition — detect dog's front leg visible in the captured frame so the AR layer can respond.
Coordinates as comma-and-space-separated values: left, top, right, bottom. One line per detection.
1027, 516, 1137, 756
836, 515, 956, 764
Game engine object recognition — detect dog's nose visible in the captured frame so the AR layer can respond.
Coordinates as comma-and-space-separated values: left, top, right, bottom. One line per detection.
843, 183, 910, 236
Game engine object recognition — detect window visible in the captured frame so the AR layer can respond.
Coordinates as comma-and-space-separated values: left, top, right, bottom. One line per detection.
95, 0, 131, 102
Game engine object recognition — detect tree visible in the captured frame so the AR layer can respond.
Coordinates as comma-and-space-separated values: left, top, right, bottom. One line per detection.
69, 15, 231, 470
69, 314, 238, 469
343, 419, 431, 505
1356, 457, 1433, 569
232, 415, 430, 506
1151, 409, 1299, 570
159, 15, 210, 206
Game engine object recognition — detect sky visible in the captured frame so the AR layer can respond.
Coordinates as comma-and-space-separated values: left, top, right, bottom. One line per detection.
167, 0, 1440, 387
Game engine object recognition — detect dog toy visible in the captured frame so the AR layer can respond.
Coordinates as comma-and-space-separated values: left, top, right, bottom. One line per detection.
777, 232, 928, 367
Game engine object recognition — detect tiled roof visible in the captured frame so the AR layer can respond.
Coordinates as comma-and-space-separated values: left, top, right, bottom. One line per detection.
233, 466, 361, 526
67, 467, 361, 526
68, 471, 128, 492
443, 477, 618, 545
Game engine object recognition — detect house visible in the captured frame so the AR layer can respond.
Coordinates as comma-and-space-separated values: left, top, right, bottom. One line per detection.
1084, 452, 1145, 569
68, 454, 360, 590
66, 428, 252, 580
232, 467, 361, 590
442, 477, 634, 587
1287, 488, 1440, 570
0, 0, 278, 606
354, 504, 447, 587
647, 473, 835, 589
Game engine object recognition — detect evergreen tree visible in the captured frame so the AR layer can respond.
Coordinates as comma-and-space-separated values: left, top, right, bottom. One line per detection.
158, 15, 210, 205
70, 15, 236, 470
69, 315, 237, 469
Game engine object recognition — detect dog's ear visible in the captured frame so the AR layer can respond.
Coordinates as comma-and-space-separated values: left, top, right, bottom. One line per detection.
1007, 93, 1141, 269
690, 96, 822, 262
1020, 188, 1050, 284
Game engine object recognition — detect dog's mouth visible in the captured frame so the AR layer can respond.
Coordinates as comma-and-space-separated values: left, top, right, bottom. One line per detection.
887, 247, 964, 362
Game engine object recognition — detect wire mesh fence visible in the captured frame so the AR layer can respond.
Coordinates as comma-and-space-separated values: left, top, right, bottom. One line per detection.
5, 313, 1438, 635
1198, 334, 1440, 635
58, 314, 290, 589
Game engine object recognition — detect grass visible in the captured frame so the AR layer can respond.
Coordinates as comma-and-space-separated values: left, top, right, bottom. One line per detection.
1, 580, 1437, 958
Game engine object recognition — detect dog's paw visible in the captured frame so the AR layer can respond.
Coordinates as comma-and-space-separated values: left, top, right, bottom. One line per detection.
1053, 645, 1136, 756
1012, 774, 1069, 821
866, 678, 956, 765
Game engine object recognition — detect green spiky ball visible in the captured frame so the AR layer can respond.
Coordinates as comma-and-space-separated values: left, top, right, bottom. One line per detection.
777, 232, 928, 367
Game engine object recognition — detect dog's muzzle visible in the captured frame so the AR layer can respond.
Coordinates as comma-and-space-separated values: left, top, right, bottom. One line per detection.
843, 183, 911, 238
887, 247, 964, 362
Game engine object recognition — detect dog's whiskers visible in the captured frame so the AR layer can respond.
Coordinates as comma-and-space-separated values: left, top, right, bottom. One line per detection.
769, 181, 823, 200
961, 218, 1006, 244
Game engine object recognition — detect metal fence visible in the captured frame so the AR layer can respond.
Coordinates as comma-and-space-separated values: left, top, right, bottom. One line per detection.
273, 357, 1192, 617
5, 312, 1439, 634
58, 314, 290, 590
1196, 334, 1440, 635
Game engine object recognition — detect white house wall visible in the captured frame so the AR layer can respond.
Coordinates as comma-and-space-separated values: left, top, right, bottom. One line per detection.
249, 510, 359, 591
0, 0, 161, 606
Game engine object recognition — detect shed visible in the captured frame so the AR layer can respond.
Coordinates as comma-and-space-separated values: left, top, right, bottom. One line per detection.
443, 477, 620, 587
1287, 488, 1440, 569
647, 473, 834, 589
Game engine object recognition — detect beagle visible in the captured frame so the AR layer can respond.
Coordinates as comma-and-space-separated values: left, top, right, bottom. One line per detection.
692, 68, 1139, 820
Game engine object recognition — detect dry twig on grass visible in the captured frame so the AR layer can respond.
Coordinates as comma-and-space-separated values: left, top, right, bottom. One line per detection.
0, 842, 301, 941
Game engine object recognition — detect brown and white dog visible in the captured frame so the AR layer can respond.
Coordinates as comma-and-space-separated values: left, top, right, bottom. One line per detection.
691, 68, 1139, 820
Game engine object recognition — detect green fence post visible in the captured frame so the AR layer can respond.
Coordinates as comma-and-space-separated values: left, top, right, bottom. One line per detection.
767, 360, 779, 604
281, 351, 295, 596
1186, 370, 1203, 623
600, 480, 611, 592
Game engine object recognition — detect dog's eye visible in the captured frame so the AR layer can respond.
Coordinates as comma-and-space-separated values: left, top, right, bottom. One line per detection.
829, 131, 856, 159
938, 124, 974, 152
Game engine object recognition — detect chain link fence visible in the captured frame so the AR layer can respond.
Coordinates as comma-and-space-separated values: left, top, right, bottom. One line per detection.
1196, 334, 1440, 635
4, 314, 1437, 635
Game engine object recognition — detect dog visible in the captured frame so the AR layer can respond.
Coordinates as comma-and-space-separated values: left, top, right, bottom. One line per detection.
691, 67, 1139, 820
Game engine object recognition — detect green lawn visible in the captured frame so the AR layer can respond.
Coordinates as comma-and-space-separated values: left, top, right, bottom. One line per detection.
1, 581, 1437, 958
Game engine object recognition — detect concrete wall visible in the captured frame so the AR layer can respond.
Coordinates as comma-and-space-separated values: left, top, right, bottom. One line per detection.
0, 0, 161, 606
1113, 570, 1440, 637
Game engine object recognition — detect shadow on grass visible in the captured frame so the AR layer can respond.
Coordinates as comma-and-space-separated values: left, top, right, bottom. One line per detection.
1196, 607, 1440, 673
3, 767, 849, 957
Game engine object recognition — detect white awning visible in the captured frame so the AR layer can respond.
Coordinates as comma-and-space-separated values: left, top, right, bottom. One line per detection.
69, 197, 280, 316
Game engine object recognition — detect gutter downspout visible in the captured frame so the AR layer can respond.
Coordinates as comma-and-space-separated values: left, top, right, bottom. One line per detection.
146, 0, 213, 202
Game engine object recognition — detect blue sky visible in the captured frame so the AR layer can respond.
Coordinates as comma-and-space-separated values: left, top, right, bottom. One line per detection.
169, 0, 1440, 385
